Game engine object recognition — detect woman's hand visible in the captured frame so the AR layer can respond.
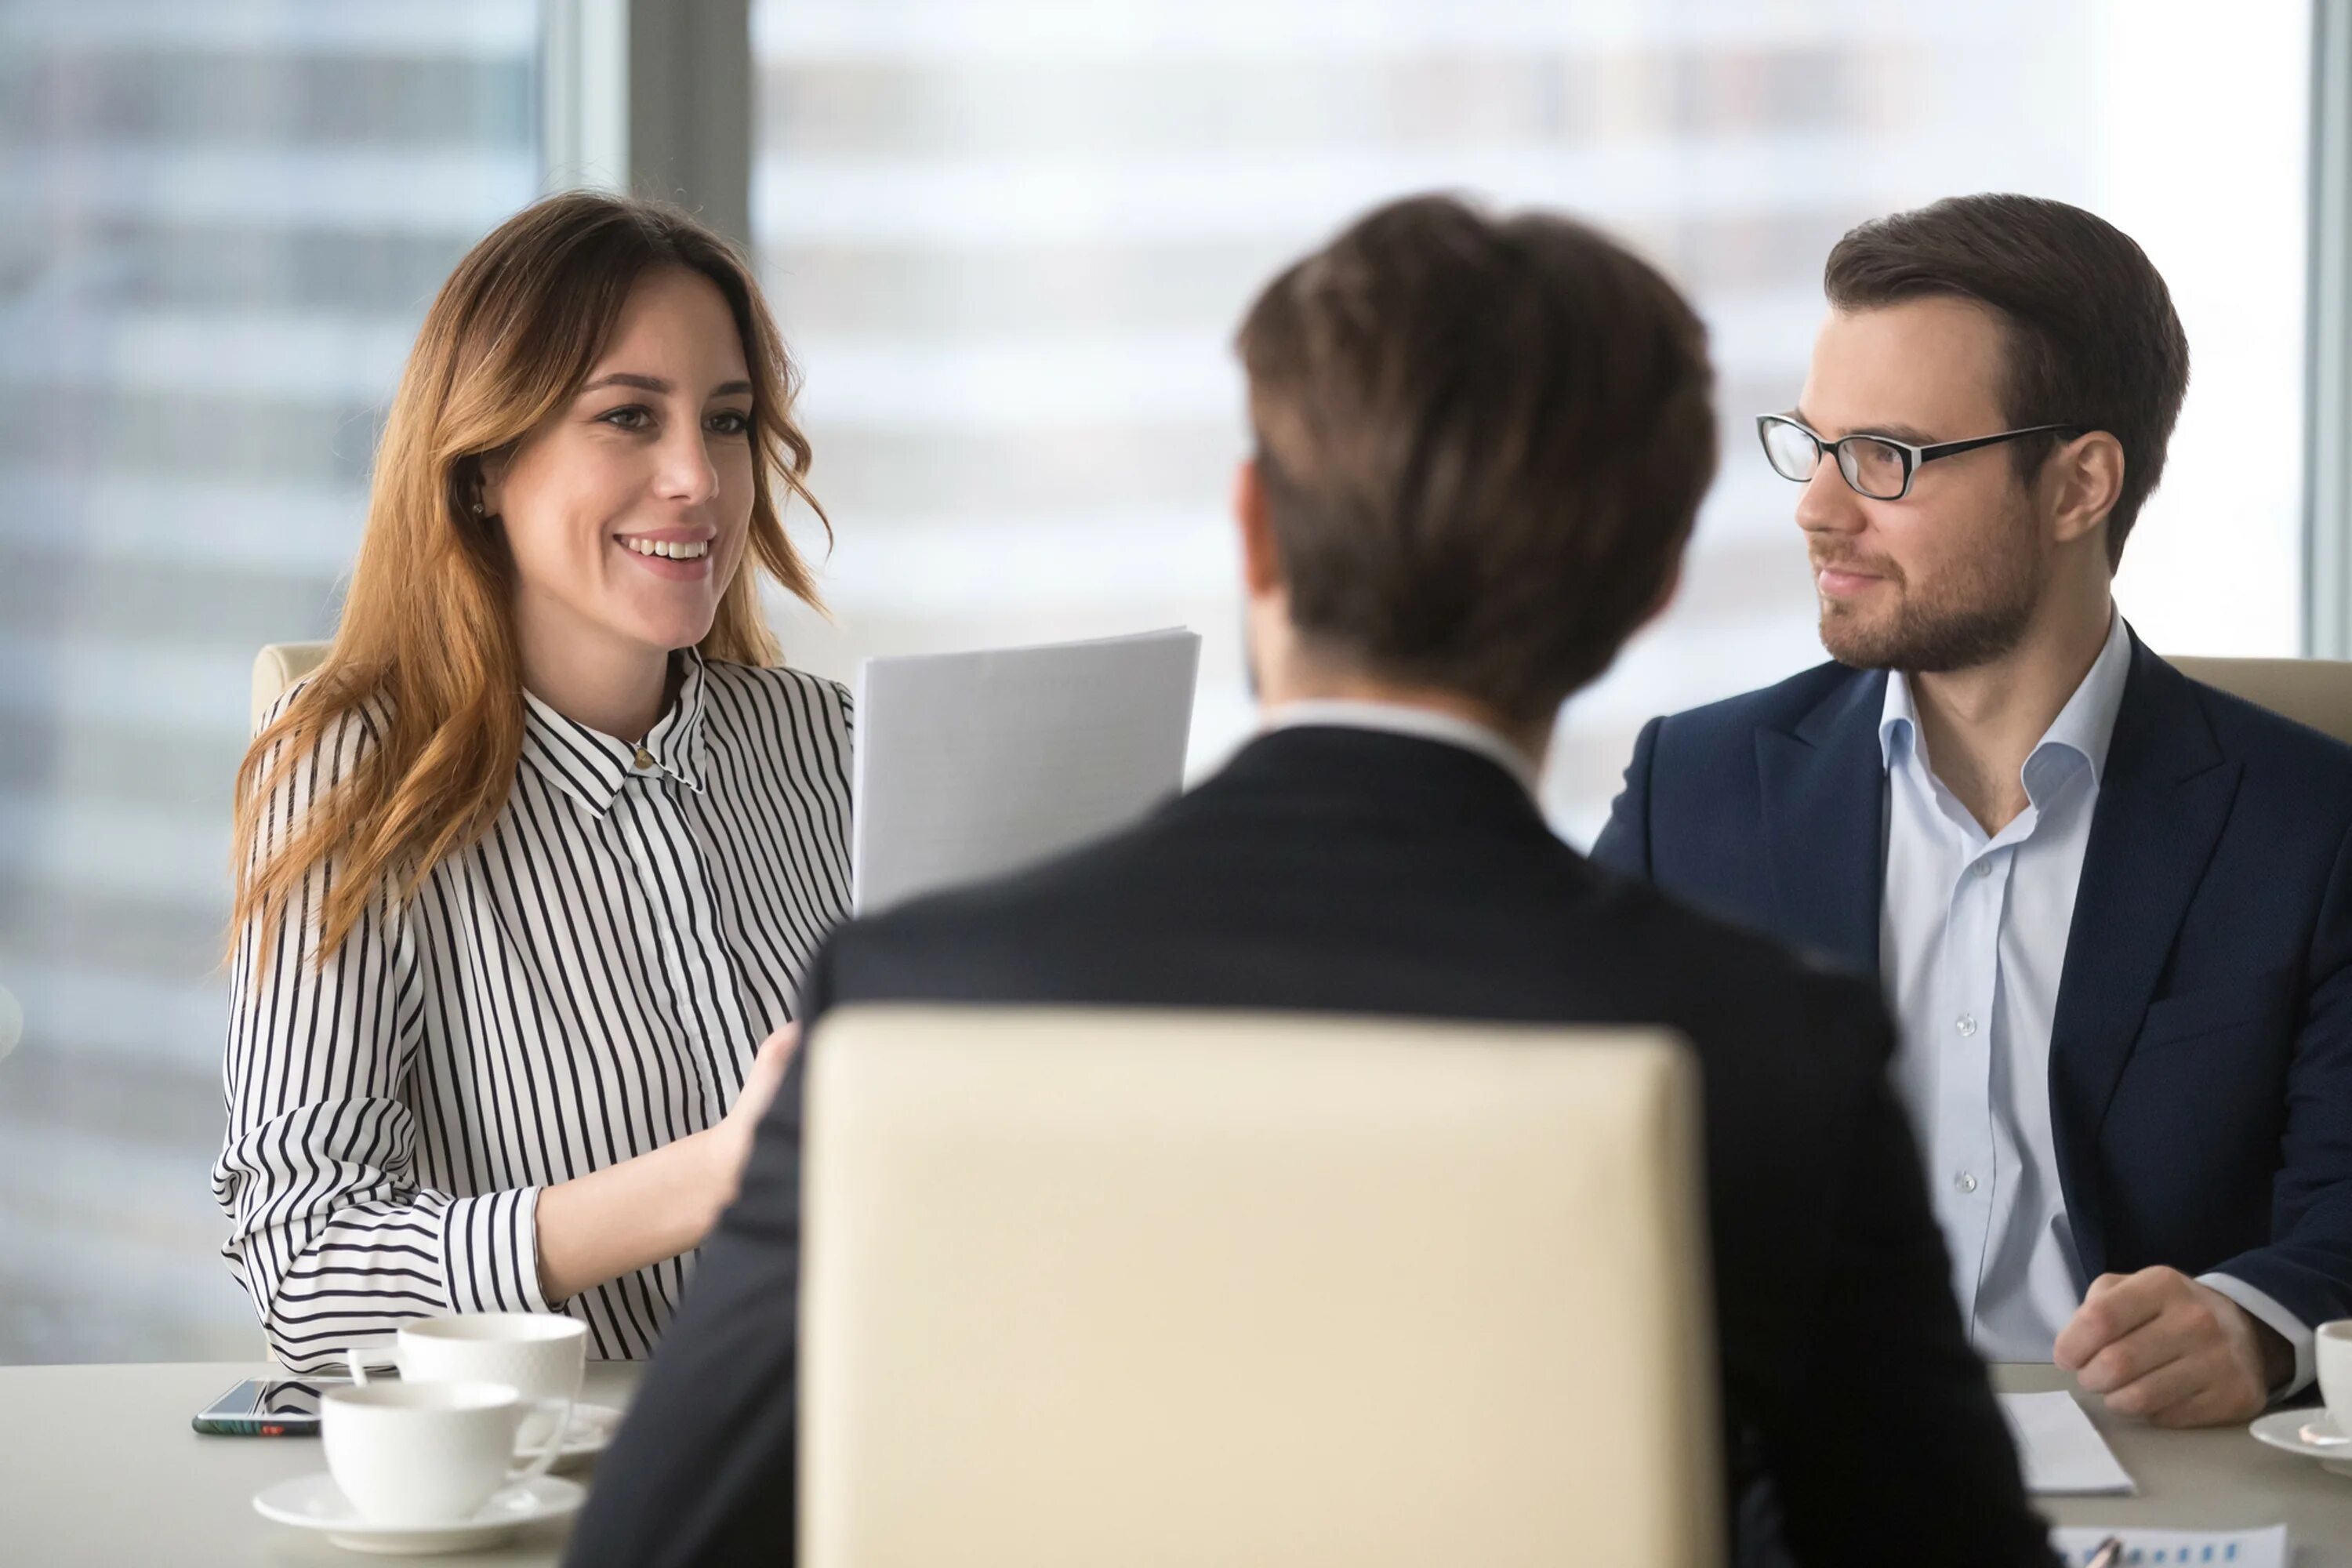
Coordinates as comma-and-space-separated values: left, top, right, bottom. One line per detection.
706, 1024, 800, 1216
533, 1022, 803, 1305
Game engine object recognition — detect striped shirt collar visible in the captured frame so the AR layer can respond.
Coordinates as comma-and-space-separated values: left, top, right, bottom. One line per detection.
521, 648, 711, 816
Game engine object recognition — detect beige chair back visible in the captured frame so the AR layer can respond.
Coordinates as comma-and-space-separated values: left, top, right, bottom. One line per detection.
2173, 655, 2352, 746
800, 1006, 1721, 1568
249, 642, 329, 731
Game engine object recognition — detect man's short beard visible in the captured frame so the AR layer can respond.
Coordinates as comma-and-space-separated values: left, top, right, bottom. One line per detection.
1817, 510, 2045, 674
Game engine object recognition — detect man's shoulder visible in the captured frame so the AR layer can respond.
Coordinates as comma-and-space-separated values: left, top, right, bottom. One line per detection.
822, 810, 1183, 974
1647, 659, 1871, 750
830, 817, 1889, 1065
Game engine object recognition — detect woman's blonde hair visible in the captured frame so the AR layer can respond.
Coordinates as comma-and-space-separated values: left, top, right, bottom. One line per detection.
230, 192, 826, 966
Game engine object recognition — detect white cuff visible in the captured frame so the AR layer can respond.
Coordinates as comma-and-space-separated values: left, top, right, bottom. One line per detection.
442, 1186, 554, 1316
2198, 1272, 2314, 1399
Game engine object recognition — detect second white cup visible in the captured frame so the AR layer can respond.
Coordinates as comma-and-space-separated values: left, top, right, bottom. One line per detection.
2318, 1319, 2352, 1434
360, 1312, 587, 1449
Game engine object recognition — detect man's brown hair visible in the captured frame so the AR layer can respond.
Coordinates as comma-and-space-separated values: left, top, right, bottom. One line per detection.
1236, 194, 1717, 725
1823, 193, 2190, 568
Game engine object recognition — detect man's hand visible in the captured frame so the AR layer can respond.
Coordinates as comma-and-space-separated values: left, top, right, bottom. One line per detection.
2053, 1266, 2291, 1427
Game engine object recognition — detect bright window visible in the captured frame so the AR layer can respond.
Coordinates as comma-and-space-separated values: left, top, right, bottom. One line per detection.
0, 0, 539, 1361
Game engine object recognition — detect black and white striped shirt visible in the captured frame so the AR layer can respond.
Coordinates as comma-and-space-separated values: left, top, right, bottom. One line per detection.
213, 652, 853, 1369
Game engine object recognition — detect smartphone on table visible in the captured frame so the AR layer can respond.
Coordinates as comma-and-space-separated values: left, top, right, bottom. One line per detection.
191, 1367, 397, 1436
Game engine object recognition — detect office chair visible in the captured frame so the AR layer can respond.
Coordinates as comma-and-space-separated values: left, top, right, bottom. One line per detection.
249, 642, 329, 731
2174, 655, 2352, 746
800, 1005, 1721, 1568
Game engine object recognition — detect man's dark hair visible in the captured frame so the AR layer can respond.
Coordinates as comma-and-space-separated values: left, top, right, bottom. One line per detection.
1824, 193, 2190, 568
1235, 194, 1717, 725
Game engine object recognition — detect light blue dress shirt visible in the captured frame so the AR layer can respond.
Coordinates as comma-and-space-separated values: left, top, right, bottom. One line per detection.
1878, 610, 2311, 1388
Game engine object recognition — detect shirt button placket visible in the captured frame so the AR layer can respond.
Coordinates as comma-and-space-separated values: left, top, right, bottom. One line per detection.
1946, 841, 1998, 1283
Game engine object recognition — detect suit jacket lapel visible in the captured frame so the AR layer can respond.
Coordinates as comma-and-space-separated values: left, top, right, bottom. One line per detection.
1755, 669, 1888, 977
2049, 637, 2240, 1276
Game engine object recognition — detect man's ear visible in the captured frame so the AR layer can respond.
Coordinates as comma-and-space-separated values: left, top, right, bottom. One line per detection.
1235, 456, 1286, 597
2049, 430, 2126, 551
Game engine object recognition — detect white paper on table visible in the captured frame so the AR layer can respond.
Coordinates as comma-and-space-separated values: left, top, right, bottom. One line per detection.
851, 628, 1201, 916
2049, 1524, 2288, 1566
2001, 1390, 2136, 1495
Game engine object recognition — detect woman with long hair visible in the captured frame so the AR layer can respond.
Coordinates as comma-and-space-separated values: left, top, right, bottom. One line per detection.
212, 193, 851, 1368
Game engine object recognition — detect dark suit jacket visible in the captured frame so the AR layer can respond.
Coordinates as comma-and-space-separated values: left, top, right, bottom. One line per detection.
1591, 632, 2352, 1333
569, 728, 2052, 1568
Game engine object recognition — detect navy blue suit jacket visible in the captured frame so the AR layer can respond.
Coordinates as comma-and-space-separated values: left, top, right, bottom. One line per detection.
1591, 631, 2352, 1331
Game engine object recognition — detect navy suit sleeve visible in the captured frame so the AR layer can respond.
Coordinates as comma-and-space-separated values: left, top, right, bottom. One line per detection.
1759, 983, 2056, 1567
1589, 715, 1661, 877
561, 945, 840, 1568
2209, 816, 2352, 1331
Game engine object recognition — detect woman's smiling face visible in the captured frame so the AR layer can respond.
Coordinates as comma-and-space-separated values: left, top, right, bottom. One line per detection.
486, 264, 759, 663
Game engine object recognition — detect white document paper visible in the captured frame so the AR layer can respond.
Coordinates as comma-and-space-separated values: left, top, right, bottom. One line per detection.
2000, 1391, 2136, 1495
852, 628, 1202, 916
2049, 1525, 2287, 1567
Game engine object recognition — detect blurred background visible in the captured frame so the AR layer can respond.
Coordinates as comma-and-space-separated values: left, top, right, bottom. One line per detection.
0, 0, 2342, 1361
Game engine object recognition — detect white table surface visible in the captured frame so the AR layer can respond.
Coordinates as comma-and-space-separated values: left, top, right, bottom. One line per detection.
2, 1360, 2348, 1563
1997, 1363, 2352, 1561
0, 1360, 648, 1566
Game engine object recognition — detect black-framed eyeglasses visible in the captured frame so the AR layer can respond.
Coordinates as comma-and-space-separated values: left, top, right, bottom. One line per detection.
1755, 413, 2083, 502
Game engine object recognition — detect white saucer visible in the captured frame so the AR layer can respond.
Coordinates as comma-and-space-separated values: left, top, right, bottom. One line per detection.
522, 1401, 623, 1468
2248, 1409, 2352, 1475
252, 1472, 585, 1555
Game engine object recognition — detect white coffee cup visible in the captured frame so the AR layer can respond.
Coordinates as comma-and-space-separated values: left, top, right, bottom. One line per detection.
321, 1381, 568, 1526
372, 1313, 587, 1448
2318, 1320, 2352, 1434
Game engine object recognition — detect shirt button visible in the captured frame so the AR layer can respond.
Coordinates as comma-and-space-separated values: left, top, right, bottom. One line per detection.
1955, 1013, 1978, 1037
632, 746, 656, 771
1972, 859, 1993, 879
1955, 1171, 1979, 1194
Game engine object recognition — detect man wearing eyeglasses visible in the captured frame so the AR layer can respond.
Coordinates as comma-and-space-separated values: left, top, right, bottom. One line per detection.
1595, 193, 2352, 1428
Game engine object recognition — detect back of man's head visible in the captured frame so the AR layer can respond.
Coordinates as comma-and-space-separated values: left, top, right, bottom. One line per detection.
1236, 194, 1718, 726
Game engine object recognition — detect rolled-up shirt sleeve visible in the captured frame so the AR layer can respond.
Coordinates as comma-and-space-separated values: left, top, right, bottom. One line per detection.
212, 704, 549, 1371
